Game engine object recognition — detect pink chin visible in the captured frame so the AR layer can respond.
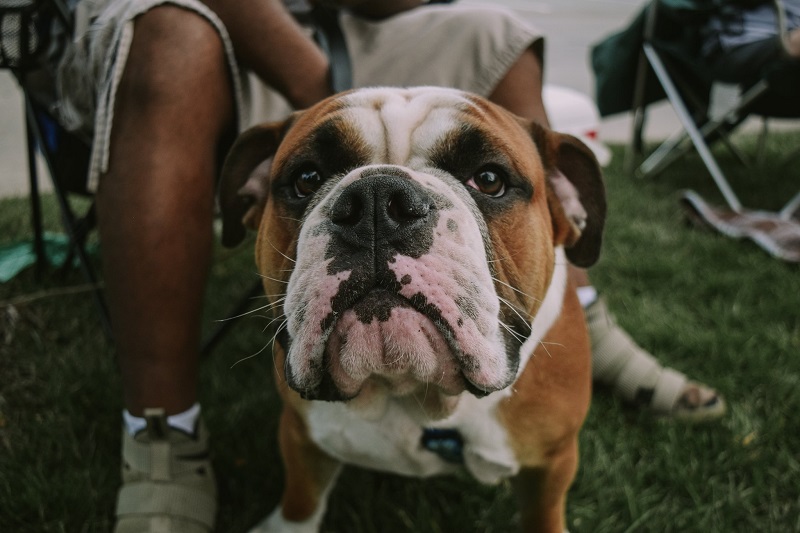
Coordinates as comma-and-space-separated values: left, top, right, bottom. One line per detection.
324, 306, 467, 399
346, 379, 465, 421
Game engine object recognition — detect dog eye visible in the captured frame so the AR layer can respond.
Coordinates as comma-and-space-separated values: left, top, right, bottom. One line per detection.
294, 167, 324, 198
467, 168, 506, 197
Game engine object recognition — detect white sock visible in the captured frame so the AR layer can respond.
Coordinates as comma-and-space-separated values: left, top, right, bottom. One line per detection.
576, 285, 599, 308
123, 403, 201, 436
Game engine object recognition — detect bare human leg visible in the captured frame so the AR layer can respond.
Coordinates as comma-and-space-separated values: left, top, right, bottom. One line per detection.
98, 7, 237, 531
97, 5, 234, 419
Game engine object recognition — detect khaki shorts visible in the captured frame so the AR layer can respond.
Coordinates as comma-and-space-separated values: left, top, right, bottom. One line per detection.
56, 0, 543, 191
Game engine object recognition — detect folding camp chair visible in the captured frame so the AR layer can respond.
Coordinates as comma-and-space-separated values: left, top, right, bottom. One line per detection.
592, 0, 800, 262
1, 0, 356, 350
1, 0, 115, 336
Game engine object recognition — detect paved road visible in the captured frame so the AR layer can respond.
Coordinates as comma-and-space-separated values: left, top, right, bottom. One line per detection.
0, 0, 780, 199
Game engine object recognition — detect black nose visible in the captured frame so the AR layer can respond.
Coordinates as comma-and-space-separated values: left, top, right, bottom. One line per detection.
330, 172, 432, 249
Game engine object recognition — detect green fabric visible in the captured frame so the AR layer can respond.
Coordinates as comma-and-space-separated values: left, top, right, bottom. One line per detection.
0, 233, 97, 283
591, 6, 656, 117
590, 0, 717, 117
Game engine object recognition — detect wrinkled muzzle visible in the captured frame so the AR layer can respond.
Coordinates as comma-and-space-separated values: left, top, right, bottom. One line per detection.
280, 166, 515, 402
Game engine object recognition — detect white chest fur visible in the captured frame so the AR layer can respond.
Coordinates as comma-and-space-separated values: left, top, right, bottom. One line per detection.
306, 388, 514, 485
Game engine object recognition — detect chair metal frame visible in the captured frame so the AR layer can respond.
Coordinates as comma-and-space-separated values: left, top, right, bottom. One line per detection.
23, 92, 115, 336
627, 0, 800, 219
3, 0, 114, 336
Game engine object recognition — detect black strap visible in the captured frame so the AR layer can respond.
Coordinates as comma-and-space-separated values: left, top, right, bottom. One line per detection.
307, 6, 353, 93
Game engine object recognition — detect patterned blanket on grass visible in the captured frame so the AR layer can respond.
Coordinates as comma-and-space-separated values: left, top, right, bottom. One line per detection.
680, 190, 800, 263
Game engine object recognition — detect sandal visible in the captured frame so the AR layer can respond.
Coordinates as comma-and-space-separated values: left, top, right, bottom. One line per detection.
115, 408, 217, 532
586, 298, 726, 422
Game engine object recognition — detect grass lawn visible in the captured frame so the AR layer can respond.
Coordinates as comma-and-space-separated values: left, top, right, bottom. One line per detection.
1, 133, 799, 532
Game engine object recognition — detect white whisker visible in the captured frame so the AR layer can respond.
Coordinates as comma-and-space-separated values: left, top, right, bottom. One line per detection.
269, 319, 290, 379
493, 277, 541, 304
248, 292, 287, 300
539, 341, 565, 349
215, 297, 286, 322
256, 273, 290, 285
499, 320, 526, 343
230, 340, 272, 369
229, 312, 288, 371
263, 236, 297, 264
497, 296, 533, 332
486, 254, 512, 265
537, 340, 554, 358
260, 313, 288, 332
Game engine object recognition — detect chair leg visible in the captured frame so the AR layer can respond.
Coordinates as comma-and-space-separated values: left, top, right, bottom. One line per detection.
780, 191, 800, 221
756, 117, 769, 166
636, 127, 693, 178
625, 42, 652, 176
24, 97, 114, 339
626, 105, 647, 176
642, 43, 744, 212
51, 184, 113, 338
24, 95, 47, 279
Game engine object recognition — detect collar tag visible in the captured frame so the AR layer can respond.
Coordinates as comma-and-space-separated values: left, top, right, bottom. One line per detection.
421, 428, 464, 464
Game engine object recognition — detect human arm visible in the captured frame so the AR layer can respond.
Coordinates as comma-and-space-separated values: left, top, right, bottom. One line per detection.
202, 0, 332, 109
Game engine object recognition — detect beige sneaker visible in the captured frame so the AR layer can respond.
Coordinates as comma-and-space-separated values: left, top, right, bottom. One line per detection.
114, 408, 217, 532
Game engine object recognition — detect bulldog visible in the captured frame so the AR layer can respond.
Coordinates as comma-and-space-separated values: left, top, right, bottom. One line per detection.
219, 87, 606, 532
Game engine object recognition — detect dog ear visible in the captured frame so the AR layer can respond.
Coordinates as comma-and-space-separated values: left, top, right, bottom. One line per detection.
550, 133, 606, 267
527, 122, 606, 267
218, 118, 294, 248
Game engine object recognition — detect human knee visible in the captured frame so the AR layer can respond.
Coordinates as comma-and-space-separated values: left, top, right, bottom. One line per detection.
121, 6, 230, 104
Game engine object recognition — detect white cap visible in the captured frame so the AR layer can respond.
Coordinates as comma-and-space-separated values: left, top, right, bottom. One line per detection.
543, 85, 612, 167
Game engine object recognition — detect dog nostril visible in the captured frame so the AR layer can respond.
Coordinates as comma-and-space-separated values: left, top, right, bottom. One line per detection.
387, 192, 429, 223
331, 195, 364, 226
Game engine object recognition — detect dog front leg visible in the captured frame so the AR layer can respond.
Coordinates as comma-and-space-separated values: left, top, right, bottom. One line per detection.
251, 405, 342, 533
511, 438, 579, 533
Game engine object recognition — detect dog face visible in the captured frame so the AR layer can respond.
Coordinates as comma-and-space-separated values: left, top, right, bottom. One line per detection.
220, 87, 604, 410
